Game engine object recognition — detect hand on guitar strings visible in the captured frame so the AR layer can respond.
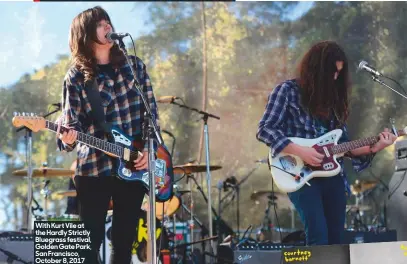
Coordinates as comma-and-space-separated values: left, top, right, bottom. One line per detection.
371, 128, 397, 153
134, 150, 148, 170
296, 145, 324, 167
56, 119, 77, 145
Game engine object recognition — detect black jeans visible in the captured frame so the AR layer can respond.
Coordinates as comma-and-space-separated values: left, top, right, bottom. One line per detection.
74, 175, 146, 264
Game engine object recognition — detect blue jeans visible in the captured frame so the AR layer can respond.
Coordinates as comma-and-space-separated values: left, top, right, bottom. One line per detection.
287, 175, 347, 245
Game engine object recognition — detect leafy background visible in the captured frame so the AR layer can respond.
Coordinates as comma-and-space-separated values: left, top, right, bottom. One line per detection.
0, 2, 404, 239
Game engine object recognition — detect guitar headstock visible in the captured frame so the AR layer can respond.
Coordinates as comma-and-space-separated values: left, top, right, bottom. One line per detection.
12, 112, 46, 132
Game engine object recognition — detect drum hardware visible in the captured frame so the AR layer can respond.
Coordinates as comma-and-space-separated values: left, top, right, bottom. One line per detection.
169, 236, 218, 264
39, 180, 51, 221
217, 164, 260, 245
256, 195, 276, 242
249, 189, 295, 242
158, 97, 221, 264
14, 109, 56, 233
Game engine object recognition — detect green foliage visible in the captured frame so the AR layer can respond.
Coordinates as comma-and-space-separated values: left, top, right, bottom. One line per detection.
1, 1, 405, 232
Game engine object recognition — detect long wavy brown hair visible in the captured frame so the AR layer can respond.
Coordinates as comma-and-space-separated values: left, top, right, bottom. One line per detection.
68, 6, 125, 82
297, 41, 351, 125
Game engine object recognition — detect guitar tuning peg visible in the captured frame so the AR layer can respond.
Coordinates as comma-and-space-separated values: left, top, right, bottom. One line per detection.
13, 112, 17, 116
22, 112, 26, 116
30, 113, 34, 117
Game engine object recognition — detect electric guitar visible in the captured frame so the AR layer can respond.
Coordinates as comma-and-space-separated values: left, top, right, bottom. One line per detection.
12, 114, 174, 202
268, 127, 406, 193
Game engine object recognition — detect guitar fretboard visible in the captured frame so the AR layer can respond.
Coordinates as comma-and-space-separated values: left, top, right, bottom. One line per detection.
331, 136, 378, 154
46, 121, 124, 157
331, 129, 405, 154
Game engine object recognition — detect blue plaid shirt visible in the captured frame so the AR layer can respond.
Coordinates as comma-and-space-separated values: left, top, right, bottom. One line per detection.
256, 79, 374, 193
57, 56, 160, 177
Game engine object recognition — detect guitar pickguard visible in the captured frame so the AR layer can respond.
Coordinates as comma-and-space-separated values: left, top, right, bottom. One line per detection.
110, 126, 174, 202
316, 133, 338, 146
279, 156, 297, 171
112, 129, 132, 146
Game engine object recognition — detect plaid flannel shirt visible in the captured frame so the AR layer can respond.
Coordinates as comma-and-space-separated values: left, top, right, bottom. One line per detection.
256, 79, 374, 194
57, 56, 159, 177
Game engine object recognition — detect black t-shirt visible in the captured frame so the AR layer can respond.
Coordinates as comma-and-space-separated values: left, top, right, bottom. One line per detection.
98, 63, 116, 80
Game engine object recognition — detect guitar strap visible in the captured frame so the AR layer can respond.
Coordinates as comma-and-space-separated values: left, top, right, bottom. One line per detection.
83, 79, 112, 134
83, 58, 147, 139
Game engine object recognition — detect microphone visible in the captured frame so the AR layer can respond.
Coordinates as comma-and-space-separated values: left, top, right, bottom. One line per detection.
106, 32, 129, 42
358, 61, 382, 76
156, 96, 179, 104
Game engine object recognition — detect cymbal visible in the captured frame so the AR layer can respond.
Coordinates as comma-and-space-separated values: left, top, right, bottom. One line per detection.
250, 190, 286, 201
346, 205, 372, 212
177, 190, 191, 196
13, 167, 74, 177
54, 190, 77, 197
350, 180, 378, 195
250, 190, 292, 209
173, 163, 222, 174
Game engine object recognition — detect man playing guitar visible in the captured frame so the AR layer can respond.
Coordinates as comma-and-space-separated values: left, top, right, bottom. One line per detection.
257, 41, 396, 245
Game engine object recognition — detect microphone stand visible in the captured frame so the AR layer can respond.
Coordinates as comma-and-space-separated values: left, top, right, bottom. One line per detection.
117, 38, 164, 264
219, 165, 260, 238
167, 99, 220, 262
15, 106, 60, 233
371, 75, 407, 100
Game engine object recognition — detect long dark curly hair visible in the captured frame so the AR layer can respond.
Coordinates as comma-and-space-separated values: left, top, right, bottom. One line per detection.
297, 41, 351, 124
68, 6, 125, 82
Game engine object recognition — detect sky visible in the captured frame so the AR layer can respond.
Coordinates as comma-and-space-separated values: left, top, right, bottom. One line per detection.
0, 1, 314, 88
0, 1, 153, 88
0, 1, 314, 229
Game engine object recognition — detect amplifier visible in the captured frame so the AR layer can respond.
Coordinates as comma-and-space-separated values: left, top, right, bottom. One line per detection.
0, 233, 34, 263
233, 250, 281, 264
342, 230, 397, 244
395, 139, 407, 171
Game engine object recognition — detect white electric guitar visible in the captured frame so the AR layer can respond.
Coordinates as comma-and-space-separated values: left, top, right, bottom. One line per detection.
268, 127, 406, 193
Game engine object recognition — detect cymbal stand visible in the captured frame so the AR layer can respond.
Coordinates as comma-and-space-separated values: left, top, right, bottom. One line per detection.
367, 168, 390, 230
166, 99, 220, 263
40, 180, 51, 220
186, 174, 231, 263
187, 173, 195, 253
347, 195, 368, 231
263, 197, 274, 232
15, 107, 60, 232
219, 165, 260, 238
180, 203, 209, 264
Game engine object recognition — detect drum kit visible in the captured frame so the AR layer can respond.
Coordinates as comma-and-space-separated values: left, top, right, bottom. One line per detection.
345, 179, 385, 232
6, 147, 387, 264
9, 162, 226, 264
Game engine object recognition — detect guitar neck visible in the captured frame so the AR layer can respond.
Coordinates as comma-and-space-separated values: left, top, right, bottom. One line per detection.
45, 121, 123, 157
331, 129, 405, 155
